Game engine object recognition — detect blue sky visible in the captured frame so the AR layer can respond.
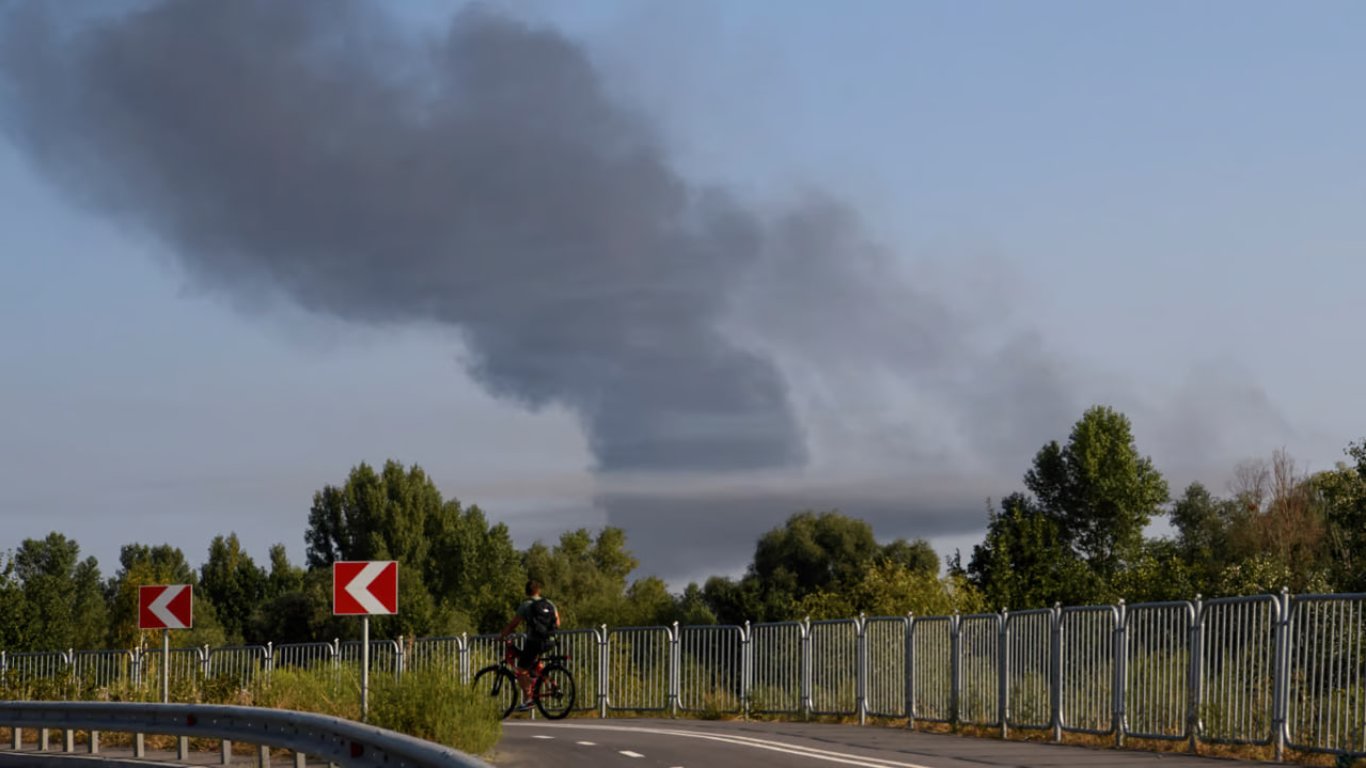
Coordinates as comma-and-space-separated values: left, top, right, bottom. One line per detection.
2, 0, 1363, 585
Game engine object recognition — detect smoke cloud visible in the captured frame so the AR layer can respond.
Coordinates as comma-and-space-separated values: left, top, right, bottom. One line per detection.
1, 0, 1301, 581
0, 0, 806, 473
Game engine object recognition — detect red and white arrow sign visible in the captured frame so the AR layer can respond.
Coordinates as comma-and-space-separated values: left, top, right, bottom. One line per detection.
333, 561, 398, 615
138, 585, 193, 629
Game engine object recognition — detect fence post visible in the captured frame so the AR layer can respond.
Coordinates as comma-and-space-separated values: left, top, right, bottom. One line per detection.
1272, 588, 1291, 763
203, 644, 212, 682
1051, 602, 1062, 742
856, 614, 867, 726
397, 635, 405, 680
265, 641, 274, 685
950, 612, 961, 730
1189, 595, 1204, 753
1115, 599, 1127, 748
458, 633, 469, 684
598, 625, 609, 719
999, 608, 1009, 740
741, 621, 752, 720
801, 616, 813, 721
905, 612, 916, 730
670, 622, 680, 719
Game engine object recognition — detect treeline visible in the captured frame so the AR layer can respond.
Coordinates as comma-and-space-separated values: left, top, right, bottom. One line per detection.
2, 405, 1363, 653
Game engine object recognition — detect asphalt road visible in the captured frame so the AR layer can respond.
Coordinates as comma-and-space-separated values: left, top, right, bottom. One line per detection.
488, 719, 1279, 768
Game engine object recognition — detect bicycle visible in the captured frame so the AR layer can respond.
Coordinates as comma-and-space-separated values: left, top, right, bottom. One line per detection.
472, 637, 576, 719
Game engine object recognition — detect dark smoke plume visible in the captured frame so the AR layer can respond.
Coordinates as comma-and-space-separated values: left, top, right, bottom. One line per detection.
0, 0, 806, 473
3, 1, 1300, 582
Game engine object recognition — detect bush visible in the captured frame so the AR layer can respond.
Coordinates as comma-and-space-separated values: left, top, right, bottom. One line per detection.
370, 666, 502, 756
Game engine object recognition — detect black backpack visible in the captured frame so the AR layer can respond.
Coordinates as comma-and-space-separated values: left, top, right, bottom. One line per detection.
526, 597, 557, 640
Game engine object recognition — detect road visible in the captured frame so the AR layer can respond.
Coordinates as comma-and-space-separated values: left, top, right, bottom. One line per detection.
488, 719, 1278, 768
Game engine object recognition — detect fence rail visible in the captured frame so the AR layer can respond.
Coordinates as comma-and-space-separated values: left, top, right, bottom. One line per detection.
3, 590, 1364, 761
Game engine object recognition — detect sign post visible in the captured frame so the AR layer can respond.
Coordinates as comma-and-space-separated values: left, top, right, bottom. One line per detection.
138, 585, 193, 703
332, 561, 398, 721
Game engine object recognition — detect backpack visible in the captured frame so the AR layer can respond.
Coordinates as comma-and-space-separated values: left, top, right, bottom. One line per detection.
526, 597, 557, 640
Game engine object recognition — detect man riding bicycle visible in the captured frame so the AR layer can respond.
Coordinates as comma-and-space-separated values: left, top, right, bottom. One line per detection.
498, 579, 560, 711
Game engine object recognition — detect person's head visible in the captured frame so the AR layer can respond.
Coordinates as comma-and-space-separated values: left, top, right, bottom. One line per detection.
525, 579, 542, 597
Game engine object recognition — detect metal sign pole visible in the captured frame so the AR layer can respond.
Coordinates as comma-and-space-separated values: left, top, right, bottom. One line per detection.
362, 615, 370, 722
161, 629, 170, 703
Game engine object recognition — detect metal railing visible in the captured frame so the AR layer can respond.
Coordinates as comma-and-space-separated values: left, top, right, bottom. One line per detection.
0, 701, 491, 768
3, 589, 1364, 761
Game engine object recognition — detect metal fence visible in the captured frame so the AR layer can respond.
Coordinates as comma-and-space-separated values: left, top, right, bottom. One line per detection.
3, 590, 1364, 761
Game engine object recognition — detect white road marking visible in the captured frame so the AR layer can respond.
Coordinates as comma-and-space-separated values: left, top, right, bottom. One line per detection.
531, 735, 554, 740
618, 750, 645, 758
575, 741, 596, 746
506, 722, 935, 768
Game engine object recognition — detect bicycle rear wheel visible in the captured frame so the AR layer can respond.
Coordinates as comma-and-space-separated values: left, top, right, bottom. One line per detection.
534, 664, 576, 720
473, 665, 519, 719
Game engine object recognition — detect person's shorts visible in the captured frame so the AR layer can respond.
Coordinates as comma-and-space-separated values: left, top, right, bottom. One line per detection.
517, 636, 547, 669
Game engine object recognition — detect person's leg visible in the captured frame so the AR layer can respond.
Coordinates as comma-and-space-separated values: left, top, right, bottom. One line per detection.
516, 640, 542, 703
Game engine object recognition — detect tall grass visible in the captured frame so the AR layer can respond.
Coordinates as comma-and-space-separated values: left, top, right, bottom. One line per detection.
0, 662, 501, 758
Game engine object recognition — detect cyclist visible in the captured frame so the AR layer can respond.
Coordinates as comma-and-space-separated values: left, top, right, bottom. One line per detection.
498, 579, 560, 710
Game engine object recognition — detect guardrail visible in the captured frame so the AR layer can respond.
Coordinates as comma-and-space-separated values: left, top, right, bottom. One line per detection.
0, 702, 492, 768
3, 589, 1363, 762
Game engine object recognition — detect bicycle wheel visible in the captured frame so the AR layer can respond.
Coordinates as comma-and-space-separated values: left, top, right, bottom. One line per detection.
472, 665, 519, 719
534, 663, 576, 720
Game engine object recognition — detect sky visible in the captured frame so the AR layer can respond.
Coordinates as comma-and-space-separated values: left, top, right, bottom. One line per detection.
1, 0, 1363, 589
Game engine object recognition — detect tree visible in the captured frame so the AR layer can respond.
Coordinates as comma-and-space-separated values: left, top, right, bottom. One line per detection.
1024, 405, 1169, 577
1218, 450, 1330, 593
200, 533, 268, 644
798, 559, 986, 620
966, 494, 1100, 609
522, 527, 637, 628
108, 543, 224, 648
424, 502, 524, 634
750, 511, 881, 600
1169, 482, 1238, 588
1312, 439, 1366, 592
305, 460, 445, 567
10, 533, 108, 651
879, 538, 939, 576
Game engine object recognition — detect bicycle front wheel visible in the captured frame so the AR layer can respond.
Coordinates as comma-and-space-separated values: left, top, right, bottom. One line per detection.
534, 664, 576, 720
473, 665, 519, 719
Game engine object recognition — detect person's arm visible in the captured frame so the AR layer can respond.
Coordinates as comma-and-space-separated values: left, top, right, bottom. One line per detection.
499, 615, 521, 639
554, 606, 561, 629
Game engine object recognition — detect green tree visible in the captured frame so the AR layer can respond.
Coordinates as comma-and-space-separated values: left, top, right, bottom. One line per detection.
10, 533, 108, 651
522, 527, 637, 628
1024, 405, 1169, 578
305, 459, 491, 634
967, 494, 1100, 609
200, 533, 268, 644
0, 552, 22, 650
305, 460, 445, 567
424, 502, 524, 634
799, 559, 986, 619
108, 543, 224, 648
750, 510, 881, 599
879, 538, 940, 576
1312, 439, 1366, 591
674, 583, 718, 626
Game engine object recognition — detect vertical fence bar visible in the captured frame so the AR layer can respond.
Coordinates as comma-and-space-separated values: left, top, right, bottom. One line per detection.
1272, 588, 1290, 762
857, 615, 867, 726
1115, 600, 1127, 747
999, 609, 1009, 739
905, 613, 916, 730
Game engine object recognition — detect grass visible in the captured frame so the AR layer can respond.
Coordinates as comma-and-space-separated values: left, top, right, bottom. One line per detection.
0, 662, 502, 759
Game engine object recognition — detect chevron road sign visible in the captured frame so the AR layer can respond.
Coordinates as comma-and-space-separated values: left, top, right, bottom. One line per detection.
333, 560, 399, 615
138, 584, 193, 629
